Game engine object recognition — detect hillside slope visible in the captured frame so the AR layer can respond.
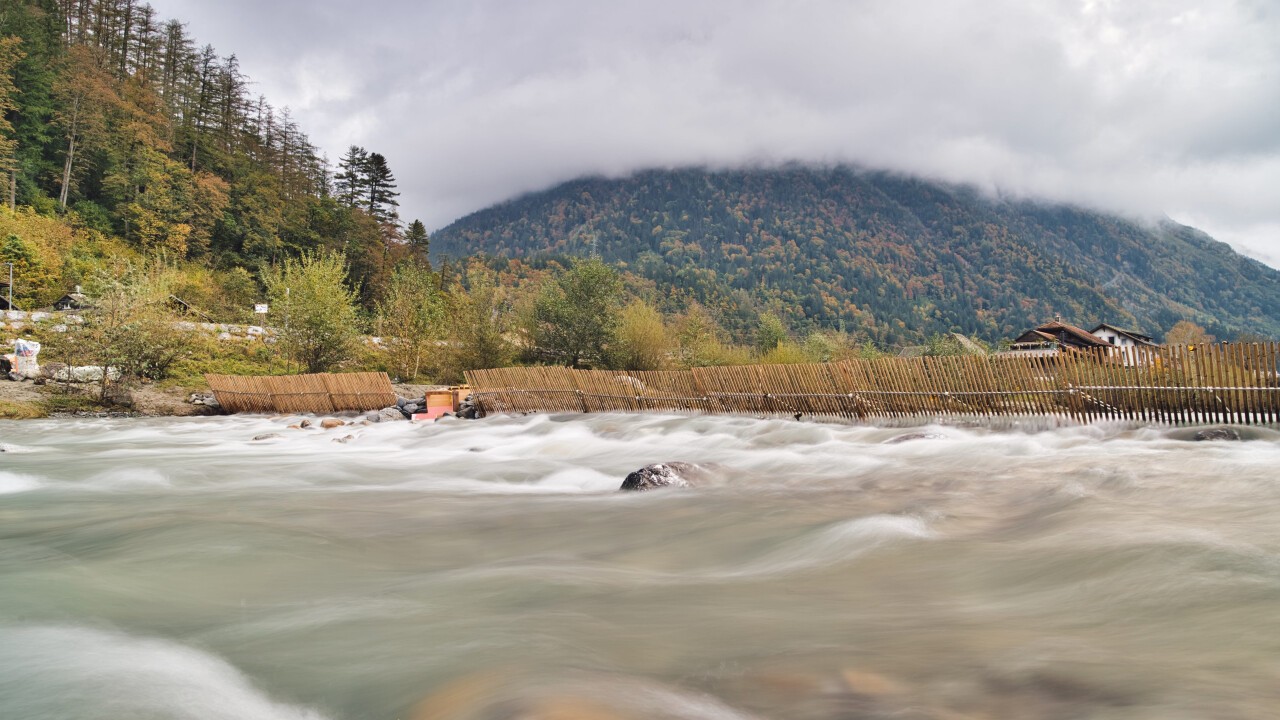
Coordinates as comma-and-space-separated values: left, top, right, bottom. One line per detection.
433, 167, 1280, 344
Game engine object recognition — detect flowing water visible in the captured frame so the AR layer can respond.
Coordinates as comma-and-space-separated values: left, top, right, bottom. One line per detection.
2, 412, 1280, 720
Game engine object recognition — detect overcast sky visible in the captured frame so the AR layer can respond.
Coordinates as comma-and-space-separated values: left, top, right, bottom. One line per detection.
148, 0, 1280, 267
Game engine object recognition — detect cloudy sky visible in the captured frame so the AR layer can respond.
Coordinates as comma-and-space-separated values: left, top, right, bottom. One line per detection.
148, 0, 1280, 267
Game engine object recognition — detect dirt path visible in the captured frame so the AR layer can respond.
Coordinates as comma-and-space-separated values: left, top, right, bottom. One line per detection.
0, 378, 46, 406
1, 378, 441, 419
0, 378, 213, 418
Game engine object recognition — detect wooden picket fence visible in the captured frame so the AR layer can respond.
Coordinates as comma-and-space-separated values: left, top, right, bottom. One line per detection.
205, 372, 397, 414
465, 342, 1280, 426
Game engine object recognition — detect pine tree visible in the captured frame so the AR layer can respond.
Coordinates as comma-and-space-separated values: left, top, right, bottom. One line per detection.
0, 36, 25, 210
364, 151, 398, 223
405, 218, 429, 263
333, 144, 368, 209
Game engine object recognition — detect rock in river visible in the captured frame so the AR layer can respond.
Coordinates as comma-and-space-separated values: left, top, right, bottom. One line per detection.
883, 432, 946, 444
1193, 427, 1242, 442
620, 462, 715, 491
378, 406, 407, 422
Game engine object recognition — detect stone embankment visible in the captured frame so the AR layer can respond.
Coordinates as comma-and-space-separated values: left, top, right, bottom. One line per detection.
3, 309, 321, 345
1, 309, 84, 334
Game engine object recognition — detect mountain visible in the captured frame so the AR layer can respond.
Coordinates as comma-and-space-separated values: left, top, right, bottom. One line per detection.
432, 166, 1280, 345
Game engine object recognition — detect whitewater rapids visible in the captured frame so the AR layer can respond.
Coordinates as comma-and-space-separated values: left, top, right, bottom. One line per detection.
2, 412, 1279, 719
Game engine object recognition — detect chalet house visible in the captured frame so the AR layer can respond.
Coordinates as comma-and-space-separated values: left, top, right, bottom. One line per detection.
1005, 320, 1111, 356
1089, 323, 1157, 350
52, 286, 91, 311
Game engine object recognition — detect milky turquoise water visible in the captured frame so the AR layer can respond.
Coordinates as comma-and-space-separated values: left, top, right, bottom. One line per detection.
2, 413, 1279, 719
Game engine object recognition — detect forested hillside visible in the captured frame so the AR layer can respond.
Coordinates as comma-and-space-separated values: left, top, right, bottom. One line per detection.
433, 167, 1280, 345
0, 0, 426, 312
2, 1, 1275, 394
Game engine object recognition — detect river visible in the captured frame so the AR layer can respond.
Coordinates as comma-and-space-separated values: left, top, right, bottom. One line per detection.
2, 413, 1279, 719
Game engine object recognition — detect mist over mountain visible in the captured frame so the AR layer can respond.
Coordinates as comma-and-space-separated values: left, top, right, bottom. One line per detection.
433, 167, 1280, 345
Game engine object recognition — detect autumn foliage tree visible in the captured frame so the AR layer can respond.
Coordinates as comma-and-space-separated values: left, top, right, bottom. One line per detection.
439, 268, 515, 382
262, 251, 362, 373
531, 257, 623, 368
611, 299, 671, 370
53, 44, 117, 210
1165, 320, 1214, 346
377, 264, 443, 381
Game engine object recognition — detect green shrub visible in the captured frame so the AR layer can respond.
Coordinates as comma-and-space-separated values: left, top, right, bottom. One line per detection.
611, 299, 671, 371
262, 252, 362, 373
759, 342, 811, 365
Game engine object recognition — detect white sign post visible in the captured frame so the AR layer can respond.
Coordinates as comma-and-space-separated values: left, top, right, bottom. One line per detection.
254, 303, 269, 315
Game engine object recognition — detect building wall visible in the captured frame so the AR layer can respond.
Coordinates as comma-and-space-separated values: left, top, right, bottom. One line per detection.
1094, 329, 1135, 347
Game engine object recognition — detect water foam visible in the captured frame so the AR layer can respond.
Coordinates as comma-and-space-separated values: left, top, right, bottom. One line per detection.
0, 625, 329, 720
0, 471, 41, 494
728, 514, 935, 578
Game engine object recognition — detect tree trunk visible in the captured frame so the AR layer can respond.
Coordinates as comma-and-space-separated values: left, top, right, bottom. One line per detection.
59, 132, 77, 210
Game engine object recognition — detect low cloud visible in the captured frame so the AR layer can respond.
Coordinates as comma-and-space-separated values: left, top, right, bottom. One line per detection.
151, 0, 1280, 266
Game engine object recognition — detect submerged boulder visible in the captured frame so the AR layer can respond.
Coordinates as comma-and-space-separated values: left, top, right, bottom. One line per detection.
1193, 427, 1242, 442
620, 462, 714, 491
883, 432, 946, 444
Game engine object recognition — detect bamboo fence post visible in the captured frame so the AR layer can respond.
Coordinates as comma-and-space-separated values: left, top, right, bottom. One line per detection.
1240, 343, 1257, 424
1265, 342, 1279, 423
1213, 343, 1229, 424
451, 342, 1276, 427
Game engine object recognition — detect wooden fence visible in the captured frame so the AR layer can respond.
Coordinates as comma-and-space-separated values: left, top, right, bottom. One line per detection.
205, 372, 397, 414
465, 342, 1280, 426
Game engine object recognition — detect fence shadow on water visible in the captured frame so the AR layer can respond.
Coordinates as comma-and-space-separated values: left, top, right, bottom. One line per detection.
466, 343, 1280, 426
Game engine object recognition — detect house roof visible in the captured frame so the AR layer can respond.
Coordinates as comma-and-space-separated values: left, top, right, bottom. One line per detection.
1036, 320, 1110, 347
1089, 323, 1155, 344
53, 292, 90, 310
1011, 329, 1056, 346
1011, 320, 1110, 350
949, 333, 987, 354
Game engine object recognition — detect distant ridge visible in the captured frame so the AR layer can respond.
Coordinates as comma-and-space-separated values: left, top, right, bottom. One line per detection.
433, 167, 1280, 344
